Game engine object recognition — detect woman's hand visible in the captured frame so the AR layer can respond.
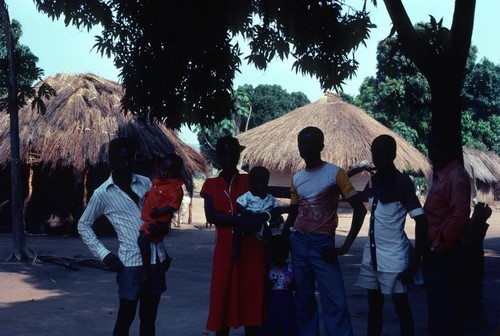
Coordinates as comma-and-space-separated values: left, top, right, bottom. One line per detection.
237, 213, 269, 234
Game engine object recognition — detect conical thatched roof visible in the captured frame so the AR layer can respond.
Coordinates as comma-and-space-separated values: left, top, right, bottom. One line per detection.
0, 73, 207, 180
463, 147, 500, 183
237, 93, 432, 178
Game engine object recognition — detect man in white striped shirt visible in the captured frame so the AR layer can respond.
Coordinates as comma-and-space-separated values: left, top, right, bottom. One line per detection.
78, 137, 169, 336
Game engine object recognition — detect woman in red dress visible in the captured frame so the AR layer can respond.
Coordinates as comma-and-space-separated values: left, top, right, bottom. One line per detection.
200, 136, 267, 336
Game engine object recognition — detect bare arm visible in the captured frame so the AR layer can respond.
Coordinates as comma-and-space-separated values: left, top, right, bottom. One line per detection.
414, 213, 428, 266
335, 193, 367, 255
281, 204, 298, 237
150, 205, 177, 219
204, 195, 238, 227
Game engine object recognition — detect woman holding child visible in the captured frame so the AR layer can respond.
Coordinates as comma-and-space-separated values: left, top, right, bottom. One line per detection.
200, 136, 268, 336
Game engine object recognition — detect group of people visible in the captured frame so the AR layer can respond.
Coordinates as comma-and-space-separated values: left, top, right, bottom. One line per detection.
77, 124, 471, 336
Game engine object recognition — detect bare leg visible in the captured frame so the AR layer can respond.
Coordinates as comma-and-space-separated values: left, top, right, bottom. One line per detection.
367, 289, 384, 336
139, 294, 161, 336
216, 327, 230, 336
392, 293, 414, 336
244, 325, 260, 336
137, 232, 154, 283
113, 298, 138, 336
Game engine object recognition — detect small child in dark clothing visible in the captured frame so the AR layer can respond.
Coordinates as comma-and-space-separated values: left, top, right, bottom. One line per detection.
260, 233, 299, 336
138, 153, 184, 282
232, 166, 285, 261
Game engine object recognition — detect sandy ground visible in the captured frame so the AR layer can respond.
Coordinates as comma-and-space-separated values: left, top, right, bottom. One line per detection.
0, 194, 499, 336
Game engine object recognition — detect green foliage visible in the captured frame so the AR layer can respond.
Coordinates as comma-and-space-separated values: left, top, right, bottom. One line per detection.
462, 57, 500, 121
33, 0, 374, 128
354, 24, 499, 155
197, 84, 310, 166
239, 84, 309, 129
195, 87, 252, 167
0, 19, 54, 111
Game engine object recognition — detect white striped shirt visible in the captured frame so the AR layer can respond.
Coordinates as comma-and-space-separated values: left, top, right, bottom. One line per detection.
78, 173, 167, 267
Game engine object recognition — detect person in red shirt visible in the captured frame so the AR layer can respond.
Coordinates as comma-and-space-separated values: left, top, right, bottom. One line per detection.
422, 132, 471, 336
138, 153, 184, 283
200, 136, 268, 336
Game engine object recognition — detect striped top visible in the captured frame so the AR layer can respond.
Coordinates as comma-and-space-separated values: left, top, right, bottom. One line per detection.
78, 173, 167, 267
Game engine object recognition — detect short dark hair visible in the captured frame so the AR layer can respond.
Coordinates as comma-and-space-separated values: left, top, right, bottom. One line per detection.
249, 166, 270, 186
108, 137, 135, 161
372, 134, 396, 156
163, 153, 184, 175
298, 126, 324, 145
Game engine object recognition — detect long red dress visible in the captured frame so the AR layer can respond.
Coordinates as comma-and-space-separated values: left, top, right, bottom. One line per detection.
200, 172, 266, 331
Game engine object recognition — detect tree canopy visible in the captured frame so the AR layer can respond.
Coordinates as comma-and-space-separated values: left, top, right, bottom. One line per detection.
33, 0, 374, 129
353, 30, 499, 156
197, 84, 310, 166
32, 0, 477, 162
0, 18, 54, 113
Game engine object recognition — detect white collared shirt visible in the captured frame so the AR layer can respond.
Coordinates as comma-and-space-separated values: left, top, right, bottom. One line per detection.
361, 169, 424, 272
78, 173, 167, 267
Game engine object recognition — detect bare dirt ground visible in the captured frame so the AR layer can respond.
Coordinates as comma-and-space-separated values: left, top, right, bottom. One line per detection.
0, 194, 499, 336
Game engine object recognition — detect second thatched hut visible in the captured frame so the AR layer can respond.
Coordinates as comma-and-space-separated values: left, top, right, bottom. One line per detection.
237, 93, 432, 199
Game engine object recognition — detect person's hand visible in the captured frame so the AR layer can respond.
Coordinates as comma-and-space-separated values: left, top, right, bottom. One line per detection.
270, 207, 283, 218
397, 266, 416, 285
238, 213, 269, 234
321, 247, 339, 264
103, 253, 124, 272
281, 225, 291, 238
255, 212, 271, 224
150, 207, 164, 219
148, 222, 169, 238
399, 245, 418, 284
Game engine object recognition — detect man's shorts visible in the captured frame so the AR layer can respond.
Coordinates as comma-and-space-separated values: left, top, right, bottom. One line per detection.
356, 264, 406, 295
116, 266, 167, 301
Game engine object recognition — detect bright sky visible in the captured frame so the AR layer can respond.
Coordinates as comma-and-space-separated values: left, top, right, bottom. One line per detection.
6, 0, 500, 146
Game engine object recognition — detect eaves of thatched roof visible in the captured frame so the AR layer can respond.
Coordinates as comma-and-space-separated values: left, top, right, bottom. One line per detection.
237, 93, 432, 178
463, 147, 500, 184
0, 72, 207, 179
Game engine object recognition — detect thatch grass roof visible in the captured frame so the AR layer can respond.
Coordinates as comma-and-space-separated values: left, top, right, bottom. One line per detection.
0, 73, 207, 181
463, 147, 500, 184
237, 93, 432, 178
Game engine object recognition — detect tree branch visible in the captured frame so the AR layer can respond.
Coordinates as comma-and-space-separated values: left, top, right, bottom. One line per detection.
382, 0, 426, 71
450, 0, 476, 80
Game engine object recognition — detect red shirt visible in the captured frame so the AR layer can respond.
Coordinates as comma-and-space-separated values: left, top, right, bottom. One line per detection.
140, 178, 184, 243
424, 160, 471, 251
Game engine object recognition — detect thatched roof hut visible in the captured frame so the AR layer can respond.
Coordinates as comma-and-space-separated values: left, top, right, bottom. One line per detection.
463, 147, 500, 202
0, 72, 207, 183
0, 73, 207, 232
237, 93, 432, 179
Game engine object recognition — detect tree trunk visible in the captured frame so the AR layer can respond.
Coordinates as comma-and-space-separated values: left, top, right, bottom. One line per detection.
428, 76, 464, 163
1, 1, 36, 262
382, 0, 475, 163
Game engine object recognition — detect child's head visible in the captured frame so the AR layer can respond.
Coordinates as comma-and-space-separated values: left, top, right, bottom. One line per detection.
156, 153, 184, 179
268, 233, 289, 268
371, 134, 396, 172
248, 166, 270, 198
297, 126, 324, 162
